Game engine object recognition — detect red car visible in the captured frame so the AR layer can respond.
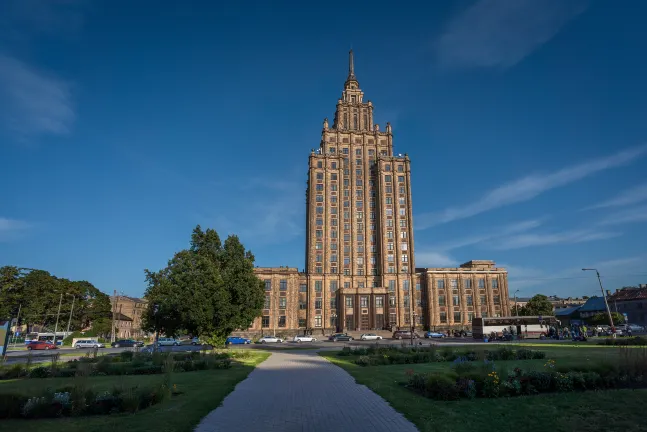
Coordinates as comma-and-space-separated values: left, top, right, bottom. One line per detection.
26, 341, 58, 350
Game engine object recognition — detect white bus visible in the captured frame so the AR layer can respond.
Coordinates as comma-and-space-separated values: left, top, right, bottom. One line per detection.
24, 332, 71, 346
472, 316, 559, 340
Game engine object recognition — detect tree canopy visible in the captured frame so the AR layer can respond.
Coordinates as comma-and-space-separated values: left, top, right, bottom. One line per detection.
0, 266, 112, 333
517, 294, 554, 317
586, 312, 625, 326
142, 225, 265, 345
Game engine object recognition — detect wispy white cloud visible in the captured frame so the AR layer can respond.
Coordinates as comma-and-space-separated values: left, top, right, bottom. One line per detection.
203, 178, 304, 246
435, 0, 588, 69
416, 145, 647, 229
414, 250, 458, 268
436, 218, 545, 250
492, 229, 621, 250
585, 183, 647, 210
0, 217, 31, 241
0, 54, 75, 140
596, 205, 647, 226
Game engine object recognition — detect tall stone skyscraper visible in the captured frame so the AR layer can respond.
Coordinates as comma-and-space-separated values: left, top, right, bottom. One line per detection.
249, 51, 509, 335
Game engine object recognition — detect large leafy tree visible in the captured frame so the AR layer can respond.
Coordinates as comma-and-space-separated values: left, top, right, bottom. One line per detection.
0, 266, 23, 319
519, 294, 554, 317
587, 312, 625, 326
142, 225, 264, 344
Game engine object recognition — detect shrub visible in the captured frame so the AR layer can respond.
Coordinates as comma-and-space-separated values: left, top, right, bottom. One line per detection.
29, 366, 51, 379
598, 336, 647, 346
482, 371, 501, 398
120, 351, 134, 362
582, 371, 602, 389
451, 357, 474, 375
56, 369, 77, 378
0, 364, 27, 380
527, 371, 552, 392
554, 372, 574, 392
0, 394, 28, 419
424, 374, 460, 400
456, 377, 477, 399
355, 356, 371, 367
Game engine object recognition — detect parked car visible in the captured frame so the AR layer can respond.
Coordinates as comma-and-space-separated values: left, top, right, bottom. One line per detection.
226, 336, 252, 345
26, 340, 57, 350
110, 339, 144, 348
359, 333, 382, 341
74, 339, 105, 349
392, 330, 419, 340
620, 324, 645, 333
258, 335, 284, 344
328, 333, 353, 342
157, 337, 180, 346
293, 335, 317, 343
424, 331, 445, 339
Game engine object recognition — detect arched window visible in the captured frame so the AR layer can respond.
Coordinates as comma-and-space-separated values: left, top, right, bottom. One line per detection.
353, 114, 358, 130
364, 114, 368, 130
343, 113, 348, 129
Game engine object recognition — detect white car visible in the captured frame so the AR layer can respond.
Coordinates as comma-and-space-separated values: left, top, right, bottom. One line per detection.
293, 335, 317, 343
360, 333, 383, 341
157, 337, 180, 346
74, 339, 104, 349
258, 336, 284, 344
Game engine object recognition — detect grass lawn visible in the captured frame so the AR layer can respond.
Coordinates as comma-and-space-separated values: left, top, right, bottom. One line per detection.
0, 351, 270, 432
321, 345, 647, 432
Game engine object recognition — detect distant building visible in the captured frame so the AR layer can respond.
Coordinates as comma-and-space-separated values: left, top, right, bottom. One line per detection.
577, 297, 608, 320
607, 285, 647, 327
110, 295, 148, 339
508, 295, 588, 312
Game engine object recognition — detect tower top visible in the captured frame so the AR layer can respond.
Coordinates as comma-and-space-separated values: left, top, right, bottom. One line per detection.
344, 49, 359, 89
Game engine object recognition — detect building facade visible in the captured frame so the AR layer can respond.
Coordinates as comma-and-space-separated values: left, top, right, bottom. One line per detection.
608, 285, 647, 327
247, 51, 509, 334
111, 295, 148, 339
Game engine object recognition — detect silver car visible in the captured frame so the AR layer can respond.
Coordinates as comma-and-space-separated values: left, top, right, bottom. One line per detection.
74, 339, 104, 349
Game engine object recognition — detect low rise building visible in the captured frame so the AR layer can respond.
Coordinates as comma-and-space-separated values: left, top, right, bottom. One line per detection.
110, 295, 148, 339
607, 285, 647, 327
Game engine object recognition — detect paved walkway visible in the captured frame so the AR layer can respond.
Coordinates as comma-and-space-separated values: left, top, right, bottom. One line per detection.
194, 349, 418, 432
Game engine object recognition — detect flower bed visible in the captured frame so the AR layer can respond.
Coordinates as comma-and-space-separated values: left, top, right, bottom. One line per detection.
406, 348, 647, 400
338, 345, 545, 367
0, 350, 242, 380
597, 336, 647, 346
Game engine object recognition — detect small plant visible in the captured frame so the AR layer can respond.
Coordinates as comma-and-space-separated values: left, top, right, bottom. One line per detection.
483, 371, 500, 398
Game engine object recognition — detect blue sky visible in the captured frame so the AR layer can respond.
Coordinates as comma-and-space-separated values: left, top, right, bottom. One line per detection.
1, 0, 646, 299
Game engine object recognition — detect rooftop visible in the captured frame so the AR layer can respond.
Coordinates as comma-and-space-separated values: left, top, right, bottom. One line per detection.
578, 296, 608, 312
608, 286, 647, 302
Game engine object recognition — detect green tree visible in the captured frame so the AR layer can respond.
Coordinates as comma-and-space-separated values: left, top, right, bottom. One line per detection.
0, 266, 22, 319
142, 225, 265, 344
519, 294, 554, 316
586, 312, 624, 326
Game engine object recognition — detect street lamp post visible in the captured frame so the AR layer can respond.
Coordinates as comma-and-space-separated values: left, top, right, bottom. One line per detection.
153, 304, 160, 352
582, 268, 615, 333
514, 290, 520, 317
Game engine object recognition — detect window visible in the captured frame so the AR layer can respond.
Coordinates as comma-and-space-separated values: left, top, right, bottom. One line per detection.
440, 312, 447, 323
494, 296, 500, 305
450, 279, 458, 289
389, 295, 396, 306
316, 195, 323, 202
399, 208, 405, 216
299, 318, 306, 327
278, 316, 286, 327
437, 280, 445, 289
279, 297, 287, 309
330, 298, 337, 309
389, 280, 396, 291
416, 283, 421, 291
315, 281, 322, 292
385, 175, 391, 182
345, 296, 353, 307
400, 231, 407, 239
317, 161, 322, 168
315, 315, 322, 327
280, 279, 287, 291
492, 279, 499, 289
464, 279, 472, 289
330, 254, 337, 263
360, 296, 368, 307
299, 301, 307, 310
478, 279, 485, 289
375, 296, 384, 307
315, 184, 323, 191
264, 280, 272, 291
403, 280, 410, 290
315, 299, 322, 309
454, 311, 461, 323
438, 295, 446, 306
404, 295, 410, 307
262, 316, 270, 328
467, 296, 473, 306
480, 295, 487, 305
316, 173, 323, 180
330, 281, 337, 291
401, 254, 408, 262
453, 295, 460, 306
264, 296, 270, 309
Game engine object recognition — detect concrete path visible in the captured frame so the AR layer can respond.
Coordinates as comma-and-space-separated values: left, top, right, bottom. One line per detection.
195, 349, 418, 432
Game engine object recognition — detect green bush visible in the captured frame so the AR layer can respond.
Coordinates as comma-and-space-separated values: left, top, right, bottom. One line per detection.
424, 374, 460, 400
0, 364, 27, 380
29, 366, 51, 379
120, 351, 134, 362
0, 394, 28, 419
598, 336, 647, 346
527, 371, 553, 392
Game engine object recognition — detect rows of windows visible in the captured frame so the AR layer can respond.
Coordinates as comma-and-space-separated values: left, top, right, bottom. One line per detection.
435, 278, 499, 289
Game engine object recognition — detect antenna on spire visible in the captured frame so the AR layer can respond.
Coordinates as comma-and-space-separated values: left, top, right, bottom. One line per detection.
348, 49, 355, 78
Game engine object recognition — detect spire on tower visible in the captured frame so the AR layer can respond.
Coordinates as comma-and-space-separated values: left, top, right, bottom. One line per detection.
344, 49, 359, 89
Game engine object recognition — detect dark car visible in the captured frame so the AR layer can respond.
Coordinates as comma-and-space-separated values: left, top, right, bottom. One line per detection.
392, 330, 420, 340
328, 333, 353, 342
26, 340, 57, 350
110, 339, 145, 348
